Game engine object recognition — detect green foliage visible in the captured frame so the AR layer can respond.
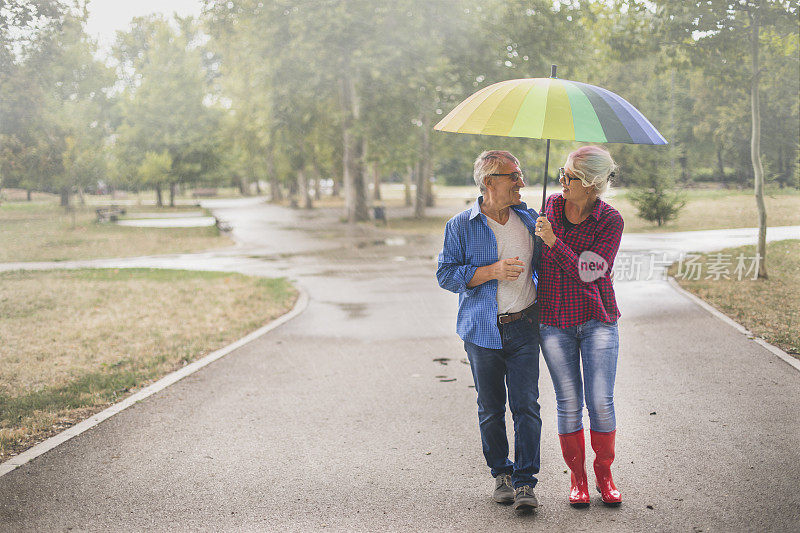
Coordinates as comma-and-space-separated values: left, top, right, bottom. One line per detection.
0, 4, 114, 203
137, 151, 173, 188
626, 149, 687, 226
111, 15, 221, 192
628, 185, 686, 226
0, 0, 797, 208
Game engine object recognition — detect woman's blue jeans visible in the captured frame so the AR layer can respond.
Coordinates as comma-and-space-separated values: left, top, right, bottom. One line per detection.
463, 314, 542, 489
539, 319, 619, 435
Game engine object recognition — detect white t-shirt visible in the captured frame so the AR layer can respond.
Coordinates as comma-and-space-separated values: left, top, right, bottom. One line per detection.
484, 210, 537, 314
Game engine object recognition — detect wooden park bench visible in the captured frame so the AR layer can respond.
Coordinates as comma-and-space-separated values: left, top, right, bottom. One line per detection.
96, 206, 126, 222
192, 188, 218, 198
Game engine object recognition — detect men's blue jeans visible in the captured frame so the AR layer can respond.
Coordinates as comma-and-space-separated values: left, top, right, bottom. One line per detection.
463, 313, 541, 489
539, 319, 619, 435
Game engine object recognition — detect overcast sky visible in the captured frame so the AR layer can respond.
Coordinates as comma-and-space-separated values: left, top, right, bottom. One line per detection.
85, 0, 204, 54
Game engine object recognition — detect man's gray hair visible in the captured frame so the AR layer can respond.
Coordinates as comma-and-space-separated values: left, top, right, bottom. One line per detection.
473, 150, 520, 193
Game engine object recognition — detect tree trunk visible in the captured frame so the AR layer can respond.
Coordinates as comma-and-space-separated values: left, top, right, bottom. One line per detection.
414, 158, 425, 218
404, 165, 412, 207
60, 187, 70, 207
424, 159, 434, 207
77, 186, 86, 206
750, 7, 767, 279
339, 69, 369, 222
297, 167, 313, 209
236, 176, 248, 196
169, 183, 177, 207
669, 69, 676, 182
679, 151, 689, 184
288, 177, 298, 208
312, 166, 322, 201
26, 189, 32, 201
716, 146, 725, 183
421, 115, 434, 208
340, 76, 356, 221
267, 145, 282, 202
155, 183, 163, 207
353, 137, 369, 220
372, 161, 381, 201
270, 178, 282, 203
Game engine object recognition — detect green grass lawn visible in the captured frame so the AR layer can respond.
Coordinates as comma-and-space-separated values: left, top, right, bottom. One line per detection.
0, 202, 234, 262
668, 240, 800, 358
381, 186, 800, 235
0, 268, 298, 459
611, 187, 800, 233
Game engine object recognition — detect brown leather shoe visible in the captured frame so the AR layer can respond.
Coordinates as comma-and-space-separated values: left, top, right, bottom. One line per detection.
513, 485, 539, 511
492, 473, 514, 503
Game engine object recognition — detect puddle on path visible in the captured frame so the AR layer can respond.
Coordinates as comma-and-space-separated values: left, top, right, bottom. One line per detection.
355, 237, 407, 249
117, 217, 216, 228
321, 301, 368, 319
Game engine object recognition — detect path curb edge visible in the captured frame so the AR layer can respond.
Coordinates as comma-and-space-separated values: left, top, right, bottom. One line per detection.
667, 276, 800, 373
0, 284, 310, 478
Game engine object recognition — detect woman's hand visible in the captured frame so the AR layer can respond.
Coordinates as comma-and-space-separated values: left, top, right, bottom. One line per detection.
535, 216, 556, 248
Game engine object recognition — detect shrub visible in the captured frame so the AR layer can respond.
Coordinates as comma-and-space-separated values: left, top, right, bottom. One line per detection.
629, 184, 686, 226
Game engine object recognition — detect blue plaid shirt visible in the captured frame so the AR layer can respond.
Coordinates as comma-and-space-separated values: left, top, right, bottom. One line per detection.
437, 196, 542, 349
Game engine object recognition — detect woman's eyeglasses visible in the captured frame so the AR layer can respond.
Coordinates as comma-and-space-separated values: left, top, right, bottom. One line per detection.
488, 171, 524, 183
558, 167, 584, 184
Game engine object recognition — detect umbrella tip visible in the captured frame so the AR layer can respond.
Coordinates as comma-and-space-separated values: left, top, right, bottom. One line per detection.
550, 64, 557, 78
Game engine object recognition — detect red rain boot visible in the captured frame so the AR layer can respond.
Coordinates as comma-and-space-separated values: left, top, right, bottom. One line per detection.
590, 429, 622, 505
558, 429, 591, 507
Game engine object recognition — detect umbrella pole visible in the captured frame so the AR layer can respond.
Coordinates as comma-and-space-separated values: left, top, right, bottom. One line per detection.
540, 138, 550, 214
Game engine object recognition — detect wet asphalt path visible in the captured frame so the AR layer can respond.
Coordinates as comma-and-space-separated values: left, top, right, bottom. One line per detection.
1, 198, 798, 532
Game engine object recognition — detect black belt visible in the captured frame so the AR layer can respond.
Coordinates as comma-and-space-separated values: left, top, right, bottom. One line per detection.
498, 301, 538, 325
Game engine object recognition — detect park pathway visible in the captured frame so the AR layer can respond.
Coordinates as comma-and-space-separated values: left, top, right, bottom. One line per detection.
1, 198, 798, 532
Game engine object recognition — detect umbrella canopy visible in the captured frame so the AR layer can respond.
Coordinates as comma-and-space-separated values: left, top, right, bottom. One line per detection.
434, 77, 666, 145
433, 69, 667, 211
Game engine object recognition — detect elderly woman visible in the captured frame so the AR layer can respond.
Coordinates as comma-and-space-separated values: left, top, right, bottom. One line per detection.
534, 145, 624, 507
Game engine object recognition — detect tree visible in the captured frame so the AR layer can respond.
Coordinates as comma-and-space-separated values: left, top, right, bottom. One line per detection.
0, 0, 66, 73
112, 14, 221, 204
628, 178, 686, 226
137, 151, 172, 206
646, 0, 799, 277
0, 5, 113, 207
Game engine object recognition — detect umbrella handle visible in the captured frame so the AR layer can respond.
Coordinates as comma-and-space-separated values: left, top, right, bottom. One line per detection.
541, 138, 550, 214
541, 65, 556, 214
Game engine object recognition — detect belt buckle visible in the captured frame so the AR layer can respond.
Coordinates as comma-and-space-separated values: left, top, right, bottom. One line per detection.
498, 313, 511, 325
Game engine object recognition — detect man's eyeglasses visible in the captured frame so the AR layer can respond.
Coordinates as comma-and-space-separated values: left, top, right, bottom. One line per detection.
488, 171, 524, 183
558, 167, 584, 184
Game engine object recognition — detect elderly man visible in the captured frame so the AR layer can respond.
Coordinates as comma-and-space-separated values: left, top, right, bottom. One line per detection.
437, 150, 543, 512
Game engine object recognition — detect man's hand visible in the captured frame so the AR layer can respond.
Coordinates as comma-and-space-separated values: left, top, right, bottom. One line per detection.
493, 256, 525, 281
467, 256, 526, 288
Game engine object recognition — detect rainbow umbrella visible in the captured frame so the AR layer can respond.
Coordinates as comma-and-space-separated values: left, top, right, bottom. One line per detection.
434, 65, 667, 210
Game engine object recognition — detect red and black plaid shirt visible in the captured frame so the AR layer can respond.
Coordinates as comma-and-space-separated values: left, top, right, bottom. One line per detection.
538, 194, 624, 328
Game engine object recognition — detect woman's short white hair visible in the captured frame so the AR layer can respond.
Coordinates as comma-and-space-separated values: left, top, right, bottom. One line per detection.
565, 145, 617, 196
473, 150, 520, 193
